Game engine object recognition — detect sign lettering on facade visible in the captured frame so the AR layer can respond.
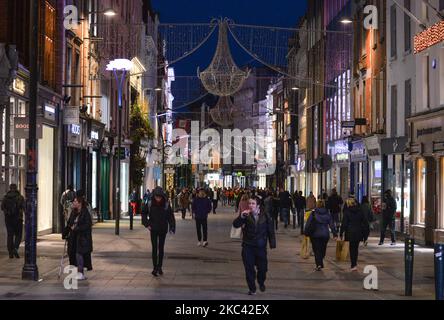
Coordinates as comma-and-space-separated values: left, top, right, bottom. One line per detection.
64, 106, 80, 125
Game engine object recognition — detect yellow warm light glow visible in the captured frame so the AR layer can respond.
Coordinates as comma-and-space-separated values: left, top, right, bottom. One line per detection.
414, 20, 444, 54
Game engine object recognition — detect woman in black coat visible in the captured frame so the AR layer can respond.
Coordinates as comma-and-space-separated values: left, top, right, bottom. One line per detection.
66, 194, 93, 280
142, 187, 176, 277
340, 198, 369, 271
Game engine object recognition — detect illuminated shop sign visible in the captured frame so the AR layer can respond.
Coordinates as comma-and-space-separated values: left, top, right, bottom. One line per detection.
71, 124, 81, 135
414, 20, 444, 54
91, 130, 99, 140
13, 78, 27, 95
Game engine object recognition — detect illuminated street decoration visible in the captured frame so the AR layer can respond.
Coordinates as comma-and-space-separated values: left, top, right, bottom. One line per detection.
199, 19, 250, 97
414, 20, 444, 54
209, 96, 236, 127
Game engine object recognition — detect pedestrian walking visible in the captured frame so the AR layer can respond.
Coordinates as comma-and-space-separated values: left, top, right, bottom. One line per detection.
179, 188, 191, 220
271, 192, 280, 230
360, 196, 374, 246
65, 192, 93, 280
340, 198, 369, 271
1, 184, 25, 259
278, 188, 292, 228
233, 196, 276, 295
142, 187, 176, 277
210, 187, 220, 214
306, 192, 317, 211
143, 189, 152, 205
238, 193, 250, 214
294, 191, 306, 226
304, 200, 338, 271
192, 189, 212, 247
60, 185, 76, 224
326, 188, 343, 229
379, 190, 397, 246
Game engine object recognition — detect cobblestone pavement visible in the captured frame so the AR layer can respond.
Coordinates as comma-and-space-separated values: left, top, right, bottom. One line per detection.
0, 206, 436, 300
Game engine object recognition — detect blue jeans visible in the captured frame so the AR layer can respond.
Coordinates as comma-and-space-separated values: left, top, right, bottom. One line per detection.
280, 208, 290, 226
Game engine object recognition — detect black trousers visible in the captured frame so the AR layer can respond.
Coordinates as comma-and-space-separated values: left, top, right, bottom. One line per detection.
349, 241, 360, 268
195, 218, 208, 242
150, 231, 167, 269
311, 237, 329, 268
296, 208, 304, 225
380, 218, 396, 243
242, 245, 268, 292
212, 200, 218, 213
5, 218, 22, 255
181, 208, 187, 219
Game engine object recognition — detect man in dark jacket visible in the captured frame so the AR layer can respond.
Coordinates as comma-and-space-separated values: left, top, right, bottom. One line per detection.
233, 196, 276, 295
379, 190, 397, 246
1, 184, 25, 259
278, 188, 293, 228
326, 188, 344, 229
192, 189, 212, 247
209, 187, 220, 214
142, 187, 176, 277
294, 191, 306, 227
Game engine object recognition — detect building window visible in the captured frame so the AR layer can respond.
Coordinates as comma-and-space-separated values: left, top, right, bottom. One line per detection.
417, 158, 426, 225
404, 0, 411, 52
390, 4, 397, 58
42, 1, 56, 89
405, 79, 412, 135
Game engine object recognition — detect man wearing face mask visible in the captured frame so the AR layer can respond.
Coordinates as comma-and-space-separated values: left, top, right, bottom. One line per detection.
233, 195, 276, 295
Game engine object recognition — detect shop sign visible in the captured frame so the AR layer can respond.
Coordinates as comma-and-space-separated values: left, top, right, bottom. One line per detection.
207, 174, 220, 181
351, 140, 366, 162
91, 130, 99, 140
44, 104, 57, 121
13, 78, 27, 95
364, 135, 382, 159
63, 106, 80, 125
411, 115, 444, 154
336, 153, 349, 162
296, 155, 306, 172
381, 137, 408, 155
13, 117, 43, 139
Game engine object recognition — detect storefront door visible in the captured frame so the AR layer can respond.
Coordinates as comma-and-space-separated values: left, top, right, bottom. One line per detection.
101, 156, 110, 220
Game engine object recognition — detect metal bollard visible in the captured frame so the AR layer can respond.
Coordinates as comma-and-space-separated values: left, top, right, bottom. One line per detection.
405, 237, 414, 296
435, 243, 444, 300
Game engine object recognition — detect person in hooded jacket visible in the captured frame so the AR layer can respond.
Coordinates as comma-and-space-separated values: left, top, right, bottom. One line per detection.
192, 189, 212, 247
304, 200, 338, 271
1, 184, 25, 259
340, 198, 369, 271
233, 195, 276, 295
142, 187, 176, 277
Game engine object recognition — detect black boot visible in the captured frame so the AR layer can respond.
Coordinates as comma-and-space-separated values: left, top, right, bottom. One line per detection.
13, 249, 20, 259
152, 268, 158, 277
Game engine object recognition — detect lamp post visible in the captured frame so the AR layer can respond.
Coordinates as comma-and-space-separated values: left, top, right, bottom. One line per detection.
22, 0, 39, 281
107, 59, 133, 236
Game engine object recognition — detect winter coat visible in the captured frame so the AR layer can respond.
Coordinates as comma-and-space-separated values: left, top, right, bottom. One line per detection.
263, 196, 273, 217
340, 205, 369, 243
305, 208, 337, 239
361, 202, 375, 223
192, 196, 212, 219
326, 194, 343, 214
179, 192, 190, 208
307, 195, 316, 210
67, 206, 93, 255
143, 187, 176, 234
233, 209, 276, 249
382, 195, 397, 221
294, 195, 306, 210
279, 191, 293, 209
1, 190, 25, 222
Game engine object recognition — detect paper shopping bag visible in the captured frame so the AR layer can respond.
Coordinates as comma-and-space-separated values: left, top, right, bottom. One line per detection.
230, 226, 242, 239
300, 236, 311, 259
336, 240, 350, 261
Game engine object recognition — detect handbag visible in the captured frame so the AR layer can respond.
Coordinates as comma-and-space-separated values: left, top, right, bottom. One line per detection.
336, 240, 350, 261
230, 226, 242, 239
300, 236, 311, 259
304, 212, 317, 237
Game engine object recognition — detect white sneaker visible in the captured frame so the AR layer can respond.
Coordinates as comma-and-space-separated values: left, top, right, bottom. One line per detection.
197, 242, 202, 247
76, 273, 87, 281
203, 241, 208, 247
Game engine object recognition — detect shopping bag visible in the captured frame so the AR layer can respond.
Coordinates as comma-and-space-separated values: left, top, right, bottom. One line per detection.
300, 236, 311, 259
336, 240, 350, 261
230, 226, 242, 239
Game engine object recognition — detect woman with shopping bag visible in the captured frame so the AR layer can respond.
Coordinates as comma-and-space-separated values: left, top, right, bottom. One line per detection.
340, 198, 369, 271
304, 200, 337, 271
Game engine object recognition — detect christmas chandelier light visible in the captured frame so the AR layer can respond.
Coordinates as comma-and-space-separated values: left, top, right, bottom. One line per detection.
209, 96, 237, 127
199, 19, 250, 97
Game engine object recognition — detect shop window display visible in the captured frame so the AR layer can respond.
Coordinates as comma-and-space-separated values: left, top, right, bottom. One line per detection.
417, 158, 426, 225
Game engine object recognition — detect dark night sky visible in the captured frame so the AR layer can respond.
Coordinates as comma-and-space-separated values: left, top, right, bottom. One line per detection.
151, 0, 308, 109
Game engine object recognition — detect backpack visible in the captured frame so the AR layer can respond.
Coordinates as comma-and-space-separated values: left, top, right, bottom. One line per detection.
304, 212, 317, 237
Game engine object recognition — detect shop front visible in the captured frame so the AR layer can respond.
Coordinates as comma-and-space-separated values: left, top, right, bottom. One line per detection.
350, 139, 368, 204
66, 119, 88, 193
327, 140, 350, 200
88, 120, 105, 217
295, 153, 306, 195
408, 110, 444, 245
364, 135, 384, 215
381, 136, 410, 234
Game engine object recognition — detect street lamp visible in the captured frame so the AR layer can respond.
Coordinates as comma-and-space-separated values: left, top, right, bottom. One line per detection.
107, 58, 133, 236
